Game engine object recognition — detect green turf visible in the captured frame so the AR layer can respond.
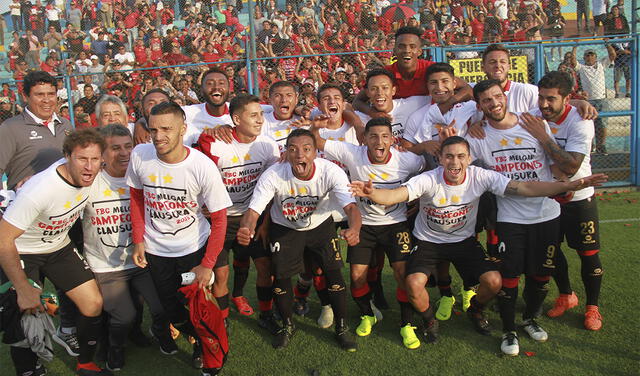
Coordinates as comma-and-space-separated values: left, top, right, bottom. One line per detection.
1, 191, 639, 376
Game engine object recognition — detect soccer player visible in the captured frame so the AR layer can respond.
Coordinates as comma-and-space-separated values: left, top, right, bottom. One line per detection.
311, 116, 425, 349
349, 136, 606, 349
0, 129, 110, 376
236, 129, 360, 351
126, 101, 232, 372
466, 79, 563, 356
261, 81, 307, 153
82, 124, 176, 370
520, 71, 603, 330
197, 94, 281, 332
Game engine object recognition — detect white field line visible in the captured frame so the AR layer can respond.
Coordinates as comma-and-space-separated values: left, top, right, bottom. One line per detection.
600, 218, 640, 223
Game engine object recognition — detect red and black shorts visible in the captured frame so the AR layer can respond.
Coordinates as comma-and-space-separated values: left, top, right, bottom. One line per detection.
560, 196, 600, 252
269, 218, 343, 280
214, 215, 270, 268
406, 237, 499, 286
348, 222, 412, 265
496, 217, 561, 278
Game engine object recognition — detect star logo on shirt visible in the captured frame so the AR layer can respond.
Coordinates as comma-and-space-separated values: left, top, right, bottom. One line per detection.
328, 137, 335, 141
244, 153, 251, 161
231, 155, 240, 163
117, 188, 127, 195
75, 194, 83, 202
499, 138, 509, 147
275, 130, 282, 137
286, 128, 292, 134
163, 174, 173, 183
299, 187, 308, 194
338, 137, 345, 141
368, 173, 376, 180
103, 189, 113, 197
514, 137, 523, 145
551, 128, 558, 135
148, 174, 157, 183
438, 197, 447, 205
451, 195, 460, 204
289, 188, 295, 195
380, 173, 389, 180
63, 201, 72, 209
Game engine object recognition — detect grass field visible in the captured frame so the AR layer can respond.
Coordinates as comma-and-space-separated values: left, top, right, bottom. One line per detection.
2, 190, 639, 376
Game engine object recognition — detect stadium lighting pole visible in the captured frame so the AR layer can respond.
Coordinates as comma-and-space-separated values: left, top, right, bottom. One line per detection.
247, 0, 259, 96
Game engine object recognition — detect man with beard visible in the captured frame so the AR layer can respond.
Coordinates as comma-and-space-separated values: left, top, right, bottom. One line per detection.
520, 71, 603, 331
237, 129, 360, 352
311, 117, 426, 349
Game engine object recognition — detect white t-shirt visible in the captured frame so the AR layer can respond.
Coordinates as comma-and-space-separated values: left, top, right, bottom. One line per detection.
529, 106, 595, 201
248, 158, 355, 231
182, 102, 233, 147
403, 102, 434, 144
83, 172, 136, 273
405, 166, 510, 243
592, 0, 607, 15
199, 134, 280, 216
495, 0, 508, 19
324, 140, 424, 225
356, 95, 428, 145
3, 164, 91, 255
469, 80, 538, 114
466, 114, 561, 224
575, 58, 612, 100
316, 121, 359, 171
405, 100, 478, 144
261, 111, 305, 153
125, 144, 232, 257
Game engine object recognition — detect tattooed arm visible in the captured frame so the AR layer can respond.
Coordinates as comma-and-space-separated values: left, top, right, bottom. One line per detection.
503, 174, 607, 197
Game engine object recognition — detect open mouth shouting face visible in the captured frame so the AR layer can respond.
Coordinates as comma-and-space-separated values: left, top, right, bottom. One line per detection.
67, 143, 104, 187
286, 134, 317, 180
366, 73, 396, 113
365, 125, 393, 164
202, 71, 229, 108
318, 87, 345, 122
439, 141, 471, 185
269, 84, 298, 120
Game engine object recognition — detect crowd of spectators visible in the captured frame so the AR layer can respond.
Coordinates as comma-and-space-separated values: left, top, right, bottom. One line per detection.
0, 0, 633, 125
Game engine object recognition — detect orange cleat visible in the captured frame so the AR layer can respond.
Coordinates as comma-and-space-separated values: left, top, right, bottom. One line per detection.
231, 296, 254, 316
169, 324, 180, 340
584, 305, 602, 331
547, 292, 579, 318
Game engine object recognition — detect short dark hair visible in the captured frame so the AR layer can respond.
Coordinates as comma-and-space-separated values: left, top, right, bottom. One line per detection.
440, 135, 470, 154
395, 26, 422, 39
142, 88, 170, 104
365, 69, 395, 88
150, 101, 186, 120
482, 44, 511, 63
202, 67, 228, 85
472, 79, 504, 102
62, 128, 107, 156
538, 71, 574, 97
286, 128, 316, 149
23, 71, 57, 97
269, 80, 298, 96
98, 124, 132, 139
229, 93, 260, 116
316, 83, 344, 101
365, 117, 392, 133
425, 62, 455, 82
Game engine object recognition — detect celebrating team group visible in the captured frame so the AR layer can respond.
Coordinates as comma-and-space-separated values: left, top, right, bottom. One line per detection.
0, 26, 609, 376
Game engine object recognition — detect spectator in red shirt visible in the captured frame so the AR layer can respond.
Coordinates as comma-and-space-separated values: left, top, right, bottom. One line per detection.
470, 10, 486, 43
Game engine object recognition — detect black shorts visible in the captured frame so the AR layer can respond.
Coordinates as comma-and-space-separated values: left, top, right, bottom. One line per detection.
560, 196, 600, 252
269, 218, 343, 279
475, 192, 498, 233
215, 215, 270, 268
593, 14, 607, 26
496, 218, 560, 278
348, 222, 411, 265
19, 242, 95, 292
406, 237, 498, 286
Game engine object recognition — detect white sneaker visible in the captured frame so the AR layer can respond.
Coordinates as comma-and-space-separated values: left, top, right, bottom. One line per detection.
370, 300, 383, 321
53, 327, 80, 357
501, 331, 519, 356
317, 305, 334, 328
521, 319, 548, 342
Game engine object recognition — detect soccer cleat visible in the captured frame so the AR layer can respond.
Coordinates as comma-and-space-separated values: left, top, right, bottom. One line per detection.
370, 300, 383, 321
149, 327, 178, 355
192, 341, 203, 369
169, 324, 180, 340
317, 305, 334, 328
355, 315, 377, 337
293, 297, 309, 316
547, 292, 579, 318
273, 323, 296, 349
400, 324, 421, 349
461, 289, 477, 312
422, 319, 439, 344
501, 331, 519, 356
106, 346, 125, 371
584, 305, 602, 331
521, 319, 548, 342
435, 296, 455, 321
258, 311, 281, 335
76, 362, 113, 376
128, 326, 152, 347
53, 327, 80, 357
467, 310, 492, 336
335, 323, 357, 352
231, 296, 254, 316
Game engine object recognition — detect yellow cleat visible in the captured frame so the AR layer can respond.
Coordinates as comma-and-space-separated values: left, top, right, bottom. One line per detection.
462, 289, 477, 312
436, 296, 455, 320
355, 315, 377, 337
400, 324, 421, 349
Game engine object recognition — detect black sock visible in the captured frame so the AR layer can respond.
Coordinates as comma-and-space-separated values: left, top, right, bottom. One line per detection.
10, 346, 38, 375
316, 287, 331, 306
498, 286, 518, 332
77, 314, 103, 364
523, 277, 548, 320
468, 296, 485, 314
369, 276, 383, 299
324, 269, 348, 322
580, 254, 603, 306
352, 290, 374, 316
232, 261, 250, 298
419, 305, 434, 324
216, 293, 229, 312
256, 285, 273, 312
399, 302, 414, 326
553, 248, 572, 295
108, 323, 131, 348
273, 278, 294, 322
437, 276, 453, 297
294, 276, 312, 298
